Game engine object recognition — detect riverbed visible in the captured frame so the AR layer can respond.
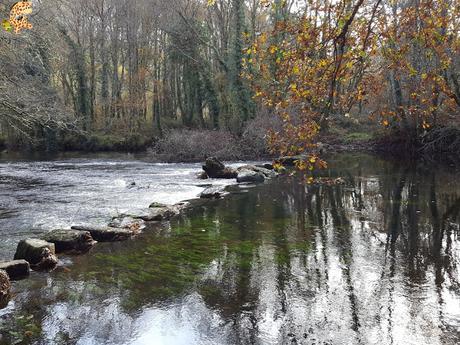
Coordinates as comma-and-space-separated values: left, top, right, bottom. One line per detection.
0, 153, 459, 345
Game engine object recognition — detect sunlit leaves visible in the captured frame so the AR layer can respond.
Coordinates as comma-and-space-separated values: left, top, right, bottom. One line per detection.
244, 0, 377, 176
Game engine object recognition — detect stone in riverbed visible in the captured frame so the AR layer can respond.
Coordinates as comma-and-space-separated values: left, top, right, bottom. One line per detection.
71, 225, 134, 242
42, 229, 96, 253
14, 238, 58, 269
200, 186, 226, 199
119, 206, 178, 222
0, 270, 11, 309
0, 260, 30, 279
237, 169, 265, 183
202, 157, 237, 179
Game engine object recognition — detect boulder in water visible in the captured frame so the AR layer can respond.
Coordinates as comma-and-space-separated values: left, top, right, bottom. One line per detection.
0, 260, 30, 279
42, 229, 96, 253
202, 157, 237, 179
236, 169, 265, 183
14, 238, 58, 269
71, 225, 134, 242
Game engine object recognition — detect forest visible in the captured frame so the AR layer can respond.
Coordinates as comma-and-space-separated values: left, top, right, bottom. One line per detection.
0, 0, 459, 160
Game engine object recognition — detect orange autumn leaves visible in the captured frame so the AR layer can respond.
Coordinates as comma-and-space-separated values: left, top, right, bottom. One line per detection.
243, 0, 460, 174
244, 0, 377, 173
378, 1, 460, 130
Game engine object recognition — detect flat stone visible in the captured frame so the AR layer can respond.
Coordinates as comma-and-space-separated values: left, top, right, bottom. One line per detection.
236, 169, 265, 183
200, 186, 226, 199
14, 238, 56, 266
119, 207, 178, 222
42, 229, 96, 253
0, 260, 30, 279
71, 225, 134, 242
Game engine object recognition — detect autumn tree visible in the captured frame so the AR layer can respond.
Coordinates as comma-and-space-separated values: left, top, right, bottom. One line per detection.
247, 0, 381, 170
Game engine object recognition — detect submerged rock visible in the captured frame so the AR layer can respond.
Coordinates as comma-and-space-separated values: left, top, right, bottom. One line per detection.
42, 229, 96, 253
14, 238, 57, 269
0, 270, 11, 309
71, 225, 134, 242
200, 186, 226, 199
202, 157, 237, 179
0, 260, 30, 279
236, 169, 266, 183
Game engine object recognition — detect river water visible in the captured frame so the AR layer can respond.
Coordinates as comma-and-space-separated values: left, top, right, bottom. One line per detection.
0, 153, 459, 345
0, 153, 245, 260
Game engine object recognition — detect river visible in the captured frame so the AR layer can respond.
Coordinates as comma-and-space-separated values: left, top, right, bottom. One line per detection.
0, 152, 459, 345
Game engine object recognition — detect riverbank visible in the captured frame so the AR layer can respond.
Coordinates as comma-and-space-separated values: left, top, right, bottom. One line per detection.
313, 125, 460, 167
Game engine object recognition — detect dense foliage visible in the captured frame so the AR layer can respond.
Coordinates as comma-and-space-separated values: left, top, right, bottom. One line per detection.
248, 0, 460, 162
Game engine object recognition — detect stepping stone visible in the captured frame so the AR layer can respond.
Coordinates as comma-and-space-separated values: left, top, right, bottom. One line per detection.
119, 207, 177, 222
14, 239, 56, 267
71, 225, 134, 242
42, 229, 96, 253
0, 260, 30, 280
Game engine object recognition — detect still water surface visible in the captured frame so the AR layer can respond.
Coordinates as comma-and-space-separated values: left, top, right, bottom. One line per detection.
0, 153, 459, 345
